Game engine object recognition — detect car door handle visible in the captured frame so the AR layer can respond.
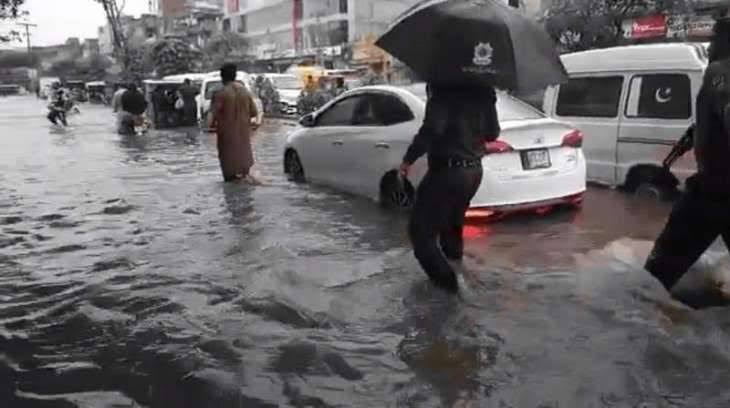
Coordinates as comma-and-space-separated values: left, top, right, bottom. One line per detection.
332, 140, 344, 146
375, 142, 389, 149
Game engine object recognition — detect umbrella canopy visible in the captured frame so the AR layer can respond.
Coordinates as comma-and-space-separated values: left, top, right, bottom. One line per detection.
376, 0, 568, 92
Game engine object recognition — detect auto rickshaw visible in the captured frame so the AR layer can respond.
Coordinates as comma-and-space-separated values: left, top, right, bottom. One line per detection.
66, 80, 88, 102
143, 79, 187, 129
86, 81, 108, 104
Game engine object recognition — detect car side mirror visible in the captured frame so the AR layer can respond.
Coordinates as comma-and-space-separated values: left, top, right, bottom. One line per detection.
300, 114, 315, 127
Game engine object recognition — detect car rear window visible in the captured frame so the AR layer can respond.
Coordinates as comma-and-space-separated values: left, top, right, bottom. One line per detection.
406, 84, 544, 121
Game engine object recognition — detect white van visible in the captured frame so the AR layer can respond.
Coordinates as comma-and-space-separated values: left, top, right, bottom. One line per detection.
543, 43, 708, 197
197, 72, 263, 124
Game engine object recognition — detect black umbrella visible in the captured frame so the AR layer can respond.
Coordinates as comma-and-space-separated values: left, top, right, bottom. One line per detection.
376, 0, 568, 92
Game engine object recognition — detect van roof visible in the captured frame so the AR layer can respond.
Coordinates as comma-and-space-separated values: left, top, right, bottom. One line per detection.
561, 43, 708, 74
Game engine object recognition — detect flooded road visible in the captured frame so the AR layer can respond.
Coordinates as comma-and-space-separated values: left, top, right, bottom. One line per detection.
3, 96, 730, 407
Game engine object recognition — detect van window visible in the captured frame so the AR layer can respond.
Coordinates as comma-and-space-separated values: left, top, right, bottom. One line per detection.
556, 77, 624, 118
625, 74, 691, 120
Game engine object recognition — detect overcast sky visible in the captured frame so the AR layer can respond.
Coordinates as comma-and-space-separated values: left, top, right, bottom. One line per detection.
1, 0, 152, 47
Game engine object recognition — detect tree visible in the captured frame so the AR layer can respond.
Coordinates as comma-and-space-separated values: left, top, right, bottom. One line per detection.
544, 0, 693, 52
0, 0, 25, 42
150, 38, 199, 77
203, 32, 251, 70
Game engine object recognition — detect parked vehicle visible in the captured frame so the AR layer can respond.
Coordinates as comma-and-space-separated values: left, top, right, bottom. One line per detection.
542, 43, 707, 198
143, 79, 187, 129
284, 84, 586, 217
86, 81, 108, 104
66, 80, 88, 102
263, 73, 302, 115
197, 72, 263, 125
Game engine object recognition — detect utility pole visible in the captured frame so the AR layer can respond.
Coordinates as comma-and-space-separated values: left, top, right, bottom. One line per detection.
16, 21, 37, 67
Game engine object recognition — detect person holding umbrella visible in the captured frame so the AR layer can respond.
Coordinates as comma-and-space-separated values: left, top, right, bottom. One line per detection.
378, 0, 568, 292
399, 83, 500, 293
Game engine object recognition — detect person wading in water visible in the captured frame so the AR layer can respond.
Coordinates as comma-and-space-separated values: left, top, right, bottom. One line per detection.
400, 83, 500, 293
208, 63, 261, 183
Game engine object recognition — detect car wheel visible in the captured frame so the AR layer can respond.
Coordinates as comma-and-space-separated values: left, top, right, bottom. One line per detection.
380, 172, 414, 210
285, 150, 305, 182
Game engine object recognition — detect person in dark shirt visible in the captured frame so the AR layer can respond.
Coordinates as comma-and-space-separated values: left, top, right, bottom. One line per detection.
117, 83, 148, 135
180, 78, 199, 126
645, 18, 730, 308
400, 83, 500, 293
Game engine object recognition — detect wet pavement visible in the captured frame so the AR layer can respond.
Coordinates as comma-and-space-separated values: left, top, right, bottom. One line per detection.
2, 96, 730, 407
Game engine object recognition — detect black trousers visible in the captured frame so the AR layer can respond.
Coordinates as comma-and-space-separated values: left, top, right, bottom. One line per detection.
646, 175, 730, 291
409, 166, 483, 292
47, 109, 67, 126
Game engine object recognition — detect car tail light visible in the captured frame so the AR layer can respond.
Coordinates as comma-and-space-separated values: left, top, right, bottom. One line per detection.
561, 129, 583, 148
485, 140, 513, 154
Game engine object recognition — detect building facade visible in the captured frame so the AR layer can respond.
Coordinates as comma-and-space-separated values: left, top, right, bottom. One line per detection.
158, 0, 224, 49
223, 0, 538, 70
98, 14, 161, 57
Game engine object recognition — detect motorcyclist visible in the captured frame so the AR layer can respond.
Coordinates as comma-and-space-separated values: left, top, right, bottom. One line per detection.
47, 83, 69, 126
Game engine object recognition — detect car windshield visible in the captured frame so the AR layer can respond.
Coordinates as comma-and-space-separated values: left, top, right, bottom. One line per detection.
272, 77, 301, 90
405, 84, 544, 121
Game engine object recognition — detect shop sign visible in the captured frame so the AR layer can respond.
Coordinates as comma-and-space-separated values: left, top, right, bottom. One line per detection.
632, 15, 667, 39
687, 16, 714, 37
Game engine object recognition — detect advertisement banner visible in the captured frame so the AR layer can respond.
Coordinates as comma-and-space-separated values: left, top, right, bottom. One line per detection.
632, 15, 667, 39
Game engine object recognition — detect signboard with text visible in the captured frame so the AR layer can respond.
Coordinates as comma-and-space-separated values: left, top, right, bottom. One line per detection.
631, 15, 667, 39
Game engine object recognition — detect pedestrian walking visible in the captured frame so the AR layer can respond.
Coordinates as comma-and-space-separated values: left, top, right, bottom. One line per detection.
645, 18, 730, 308
399, 83, 500, 293
208, 63, 260, 183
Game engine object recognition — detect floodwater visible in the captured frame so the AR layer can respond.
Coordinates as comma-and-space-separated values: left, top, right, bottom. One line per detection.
2, 96, 730, 408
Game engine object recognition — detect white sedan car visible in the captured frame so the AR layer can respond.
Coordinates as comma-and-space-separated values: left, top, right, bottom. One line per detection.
284, 84, 586, 218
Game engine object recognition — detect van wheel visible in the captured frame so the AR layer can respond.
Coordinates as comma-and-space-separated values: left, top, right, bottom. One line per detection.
380, 172, 414, 211
624, 166, 677, 201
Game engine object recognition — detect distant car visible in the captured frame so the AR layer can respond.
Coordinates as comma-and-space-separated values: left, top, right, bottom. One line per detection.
197, 72, 263, 125
263, 73, 302, 115
284, 84, 587, 217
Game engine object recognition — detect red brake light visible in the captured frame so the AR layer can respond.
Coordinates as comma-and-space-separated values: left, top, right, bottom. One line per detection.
485, 140, 513, 154
562, 129, 583, 148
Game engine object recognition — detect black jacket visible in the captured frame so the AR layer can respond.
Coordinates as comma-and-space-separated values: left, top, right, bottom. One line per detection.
121, 88, 148, 115
403, 86, 500, 164
694, 58, 730, 194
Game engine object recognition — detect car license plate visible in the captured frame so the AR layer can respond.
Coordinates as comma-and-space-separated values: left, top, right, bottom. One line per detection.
522, 149, 551, 170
